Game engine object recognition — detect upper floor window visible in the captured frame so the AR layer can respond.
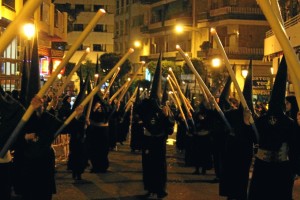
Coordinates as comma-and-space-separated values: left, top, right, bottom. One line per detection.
74, 24, 84, 31
2, 0, 15, 10
75, 4, 84, 12
94, 5, 104, 11
93, 44, 106, 52
94, 25, 106, 32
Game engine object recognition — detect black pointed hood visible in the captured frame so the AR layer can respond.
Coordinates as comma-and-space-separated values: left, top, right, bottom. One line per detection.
72, 72, 91, 112
27, 33, 41, 108
185, 84, 191, 100
135, 84, 141, 106
219, 76, 232, 111
20, 49, 28, 106
149, 53, 162, 104
161, 81, 168, 106
95, 54, 99, 74
78, 66, 84, 89
109, 84, 116, 100
268, 55, 287, 115
239, 59, 254, 114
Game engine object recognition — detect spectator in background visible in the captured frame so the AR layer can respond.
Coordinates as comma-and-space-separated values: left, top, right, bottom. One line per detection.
57, 95, 72, 121
285, 95, 299, 121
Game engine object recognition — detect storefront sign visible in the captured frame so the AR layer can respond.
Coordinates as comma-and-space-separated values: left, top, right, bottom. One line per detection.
253, 76, 270, 90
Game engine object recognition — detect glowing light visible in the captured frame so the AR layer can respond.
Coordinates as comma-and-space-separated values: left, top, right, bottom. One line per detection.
23, 23, 35, 39
211, 58, 221, 68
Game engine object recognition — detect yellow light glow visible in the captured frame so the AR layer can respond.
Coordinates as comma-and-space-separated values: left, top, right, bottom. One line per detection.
211, 58, 221, 68
175, 25, 184, 33
242, 69, 248, 79
23, 23, 35, 39
134, 40, 141, 48
270, 67, 274, 75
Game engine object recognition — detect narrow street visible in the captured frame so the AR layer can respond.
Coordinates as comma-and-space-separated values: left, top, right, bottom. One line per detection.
47, 137, 300, 200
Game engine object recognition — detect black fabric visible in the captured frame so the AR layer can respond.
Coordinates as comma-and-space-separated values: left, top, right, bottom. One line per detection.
149, 53, 162, 101
23, 112, 62, 159
219, 109, 255, 199
0, 162, 12, 200
20, 50, 28, 107
130, 114, 143, 151
57, 95, 71, 120
0, 93, 25, 150
67, 117, 88, 175
190, 108, 213, 171
26, 35, 41, 108
268, 56, 287, 115
248, 113, 299, 199
12, 111, 60, 198
137, 98, 164, 136
85, 125, 109, 172
142, 135, 167, 193
218, 76, 232, 112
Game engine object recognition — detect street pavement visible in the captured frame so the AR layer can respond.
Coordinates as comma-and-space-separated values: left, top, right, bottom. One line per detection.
50, 139, 300, 200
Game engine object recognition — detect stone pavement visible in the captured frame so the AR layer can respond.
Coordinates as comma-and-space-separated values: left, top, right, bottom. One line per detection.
51, 139, 300, 200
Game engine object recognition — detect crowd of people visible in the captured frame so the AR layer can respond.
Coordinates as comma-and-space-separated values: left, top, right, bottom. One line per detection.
1, 55, 300, 200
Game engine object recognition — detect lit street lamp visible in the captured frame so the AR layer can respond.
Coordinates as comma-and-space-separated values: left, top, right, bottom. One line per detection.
133, 40, 141, 48
23, 23, 35, 40
23, 23, 35, 66
211, 58, 221, 68
241, 68, 249, 79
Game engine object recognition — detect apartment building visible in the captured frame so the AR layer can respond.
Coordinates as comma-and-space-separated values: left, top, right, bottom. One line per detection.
115, 0, 273, 101
53, 0, 115, 64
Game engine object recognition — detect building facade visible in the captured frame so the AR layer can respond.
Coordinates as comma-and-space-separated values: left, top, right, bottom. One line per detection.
0, 0, 67, 91
115, 0, 273, 101
263, 0, 300, 96
53, 0, 115, 64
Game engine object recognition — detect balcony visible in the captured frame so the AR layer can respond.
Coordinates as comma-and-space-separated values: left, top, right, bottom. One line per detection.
264, 14, 300, 56
37, 1, 67, 45
209, 6, 265, 20
141, 0, 161, 4
198, 47, 264, 60
2, 0, 15, 11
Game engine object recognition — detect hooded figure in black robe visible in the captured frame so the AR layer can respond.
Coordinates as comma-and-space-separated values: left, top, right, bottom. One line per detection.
248, 56, 300, 200
219, 60, 257, 200
67, 73, 91, 180
210, 75, 233, 182
137, 54, 175, 199
85, 93, 112, 173
0, 89, 25, 200
130, 84, 144, 152
12, 94, 84, 200
190, 101, 214, 175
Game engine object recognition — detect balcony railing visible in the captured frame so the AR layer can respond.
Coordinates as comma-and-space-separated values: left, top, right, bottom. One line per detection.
201, 47, 264, 59
210, 6, 263, 17
224, 46, 263, 55
266, 14, 300, 38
